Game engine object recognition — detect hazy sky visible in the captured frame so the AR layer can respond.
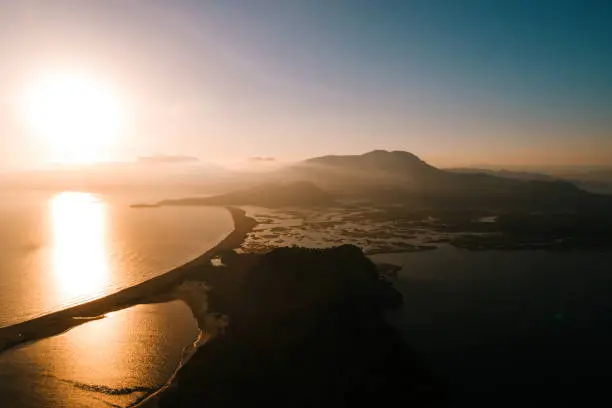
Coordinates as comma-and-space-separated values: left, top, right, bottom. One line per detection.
1, 0, 611, 168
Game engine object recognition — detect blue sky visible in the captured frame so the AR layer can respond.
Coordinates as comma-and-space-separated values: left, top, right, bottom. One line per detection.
1, 0, 611, 167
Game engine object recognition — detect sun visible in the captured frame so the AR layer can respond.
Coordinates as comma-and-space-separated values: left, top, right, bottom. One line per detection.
22, 72, 124, 164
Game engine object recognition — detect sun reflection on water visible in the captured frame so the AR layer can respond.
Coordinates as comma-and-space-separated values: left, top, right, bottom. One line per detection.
50, 192, 110, 303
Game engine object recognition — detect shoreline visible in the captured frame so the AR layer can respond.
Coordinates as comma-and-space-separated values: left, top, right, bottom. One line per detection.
132, 329, 206, 408
0, 206, 257, 354
151, 244, 446, 407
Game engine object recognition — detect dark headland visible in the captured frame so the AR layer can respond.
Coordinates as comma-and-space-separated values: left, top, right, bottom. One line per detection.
156, 245, 446, 408
0, 204, 445, 407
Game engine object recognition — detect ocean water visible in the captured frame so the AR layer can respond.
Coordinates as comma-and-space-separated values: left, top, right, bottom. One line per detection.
0, 191, 232, 327
372, 246, 612, 407
0, 301, 199, 408
0, 190, 232, 407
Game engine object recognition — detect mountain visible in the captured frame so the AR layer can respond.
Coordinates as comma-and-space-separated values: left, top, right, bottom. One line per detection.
446, 168, 557, 182
448, 167, 612, 195
282, 150, 442, 190
557, 168, 612, 195
141, 150, 611, 213
276, 150, 602, 211
304, 150, 440, 176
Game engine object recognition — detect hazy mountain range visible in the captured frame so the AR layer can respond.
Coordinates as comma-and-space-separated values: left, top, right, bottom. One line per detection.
143, 150, 610, 213
1, 150, 611, 199
447, 167, 612, 195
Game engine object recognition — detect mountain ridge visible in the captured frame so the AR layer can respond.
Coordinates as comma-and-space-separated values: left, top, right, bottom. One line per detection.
271, 149, 601, 210
302, 150, 440, 174
141, 150, 610, 211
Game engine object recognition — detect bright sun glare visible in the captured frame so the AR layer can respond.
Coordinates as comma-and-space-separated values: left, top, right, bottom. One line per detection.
50, 192, 109, 300
22, 72, 123, 164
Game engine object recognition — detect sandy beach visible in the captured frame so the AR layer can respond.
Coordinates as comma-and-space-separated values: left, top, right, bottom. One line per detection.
0, 206, 256, 354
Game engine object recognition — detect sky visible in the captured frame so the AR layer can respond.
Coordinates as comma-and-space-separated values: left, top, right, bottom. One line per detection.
1, 0, 611, 169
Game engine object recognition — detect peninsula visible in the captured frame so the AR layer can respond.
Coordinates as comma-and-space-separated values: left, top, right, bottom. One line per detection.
0, 207, 256, 352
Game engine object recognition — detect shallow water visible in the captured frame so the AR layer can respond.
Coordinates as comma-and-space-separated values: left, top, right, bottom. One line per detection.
0, 191, 232, 327
0, 301, 199, 408
372, 246, 612, 407
0, 190, 231, 407
241, 205, 433, 254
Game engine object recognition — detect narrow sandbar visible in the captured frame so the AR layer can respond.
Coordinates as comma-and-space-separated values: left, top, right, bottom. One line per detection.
0, 207, 256, 353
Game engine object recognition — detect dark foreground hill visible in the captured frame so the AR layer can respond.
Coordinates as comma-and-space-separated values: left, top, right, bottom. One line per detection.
159, 245, 447, 408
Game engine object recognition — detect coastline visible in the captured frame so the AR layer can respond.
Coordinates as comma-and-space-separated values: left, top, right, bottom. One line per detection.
152, 244, 446, 407
0, 204, 441, 407
132, 328, 206, 408
0, 206, 257, 353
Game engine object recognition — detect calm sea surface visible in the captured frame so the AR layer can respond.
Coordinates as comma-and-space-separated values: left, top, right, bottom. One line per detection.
0, 301, 199, 408
0, 190, 232, 327
0, 190, 232, 407
373, 246, 612, 407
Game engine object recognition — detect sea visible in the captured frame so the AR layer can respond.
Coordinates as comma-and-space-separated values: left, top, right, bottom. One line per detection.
1, 191, 611, 407
0, 190, 233, 407
373, 246, 612, 407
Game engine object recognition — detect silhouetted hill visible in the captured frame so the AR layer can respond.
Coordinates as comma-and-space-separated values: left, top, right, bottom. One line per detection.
278, 150, 596, 210
447, 167, 612, 195
160, 245, 446, 407
286, 150, 442, 189
145, 150, 610, 212
158, 181, 333, 207
558, 168, 612, 195
305, 150, 440, 176
447, 167, 557, 182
